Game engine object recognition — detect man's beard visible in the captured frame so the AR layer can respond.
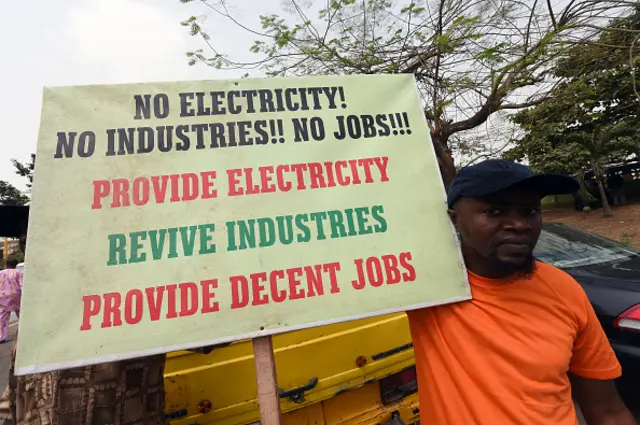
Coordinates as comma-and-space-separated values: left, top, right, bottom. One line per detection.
486, 251, 537, 279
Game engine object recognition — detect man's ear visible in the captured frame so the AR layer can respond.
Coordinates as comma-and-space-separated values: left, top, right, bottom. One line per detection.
447, 209, 458, 229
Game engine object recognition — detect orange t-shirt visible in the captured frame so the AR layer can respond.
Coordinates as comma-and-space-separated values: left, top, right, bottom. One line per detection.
407, 261, 621, 425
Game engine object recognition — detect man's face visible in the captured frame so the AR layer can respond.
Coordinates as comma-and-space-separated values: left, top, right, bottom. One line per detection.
448, 188, 542, 277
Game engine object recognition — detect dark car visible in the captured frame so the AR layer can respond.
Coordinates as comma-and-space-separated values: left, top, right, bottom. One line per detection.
535, 222, 640, 403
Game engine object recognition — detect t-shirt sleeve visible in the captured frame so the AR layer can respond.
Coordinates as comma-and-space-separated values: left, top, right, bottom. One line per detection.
568, 283, 621, 380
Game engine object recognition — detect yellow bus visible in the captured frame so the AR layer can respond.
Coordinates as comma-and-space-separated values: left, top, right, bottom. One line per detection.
164, 312, 419, 425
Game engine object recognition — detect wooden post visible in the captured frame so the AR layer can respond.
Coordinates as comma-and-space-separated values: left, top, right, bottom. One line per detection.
3, 237, 8, 261
252, 336, 283, 425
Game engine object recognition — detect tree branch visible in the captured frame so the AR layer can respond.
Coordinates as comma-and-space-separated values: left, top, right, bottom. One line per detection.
546, 0, 558, 30
631, 34, 640, 102
499, 97, 549, 109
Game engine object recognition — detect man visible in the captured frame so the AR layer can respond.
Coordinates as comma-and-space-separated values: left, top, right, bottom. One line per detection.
407, 160, 635, 425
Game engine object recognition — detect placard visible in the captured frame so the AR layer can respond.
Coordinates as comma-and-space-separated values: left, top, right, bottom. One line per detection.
16, 74, 470, 374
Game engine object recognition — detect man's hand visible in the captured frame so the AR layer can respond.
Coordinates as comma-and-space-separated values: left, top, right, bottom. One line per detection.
570, 374, 636, 425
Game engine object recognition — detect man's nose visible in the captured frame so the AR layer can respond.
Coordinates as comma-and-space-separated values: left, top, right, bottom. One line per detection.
504, 215, 531, 232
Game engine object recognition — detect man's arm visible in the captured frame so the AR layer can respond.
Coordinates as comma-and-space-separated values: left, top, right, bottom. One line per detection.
570, 374, 636, 425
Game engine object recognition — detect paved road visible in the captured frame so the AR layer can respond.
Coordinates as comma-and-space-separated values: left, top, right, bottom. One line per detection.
0, 317, 18, 392
0, 317, 17, 425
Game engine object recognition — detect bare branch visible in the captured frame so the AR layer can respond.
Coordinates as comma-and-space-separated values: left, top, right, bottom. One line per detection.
198, 0, 271, 39
578, 24, 640, 34
499, 97, 550, 110
546, 0, 558, 30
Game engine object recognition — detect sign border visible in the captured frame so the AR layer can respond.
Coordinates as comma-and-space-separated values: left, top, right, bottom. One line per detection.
16, 294, 470, 375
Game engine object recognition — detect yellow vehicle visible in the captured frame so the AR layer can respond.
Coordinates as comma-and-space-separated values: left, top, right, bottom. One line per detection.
164, 312, 419, 425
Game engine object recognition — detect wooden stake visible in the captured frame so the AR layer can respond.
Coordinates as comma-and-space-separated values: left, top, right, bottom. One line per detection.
253, 336, 283, 425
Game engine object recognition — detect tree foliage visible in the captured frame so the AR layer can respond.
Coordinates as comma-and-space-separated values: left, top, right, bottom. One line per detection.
504, 9, 640, 175
181, 0, 634, 186
11, 153, 35, 189
0, 154, 34, 206
0, 181, 29, 206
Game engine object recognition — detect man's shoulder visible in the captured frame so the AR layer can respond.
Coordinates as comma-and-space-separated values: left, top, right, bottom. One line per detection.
533, 261, 587, 300
534, 260, 574, 278
534, 260, 571, 277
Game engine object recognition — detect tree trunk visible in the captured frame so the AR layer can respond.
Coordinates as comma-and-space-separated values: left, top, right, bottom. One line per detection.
431, 131, 456, 192
593, 162, 613, 218
596, 178, 613, 217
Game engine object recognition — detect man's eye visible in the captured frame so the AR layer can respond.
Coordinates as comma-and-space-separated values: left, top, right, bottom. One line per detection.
485, 208, 502, 216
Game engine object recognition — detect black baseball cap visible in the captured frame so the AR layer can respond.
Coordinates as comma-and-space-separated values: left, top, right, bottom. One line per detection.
447, 159, 579, 208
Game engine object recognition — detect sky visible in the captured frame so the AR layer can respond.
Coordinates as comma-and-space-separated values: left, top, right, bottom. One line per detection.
0, 0, 278, 191
2, 0, 611, 192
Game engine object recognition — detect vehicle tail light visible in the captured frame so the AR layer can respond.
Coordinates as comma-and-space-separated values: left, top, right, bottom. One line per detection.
614, 304, 640, 331
380, 366, 417, 405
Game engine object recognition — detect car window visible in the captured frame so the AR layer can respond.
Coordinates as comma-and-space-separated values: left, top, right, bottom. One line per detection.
535, 223, 638, 269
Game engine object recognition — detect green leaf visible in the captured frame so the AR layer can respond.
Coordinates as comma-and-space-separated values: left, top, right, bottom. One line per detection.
400, 3, 416, 14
